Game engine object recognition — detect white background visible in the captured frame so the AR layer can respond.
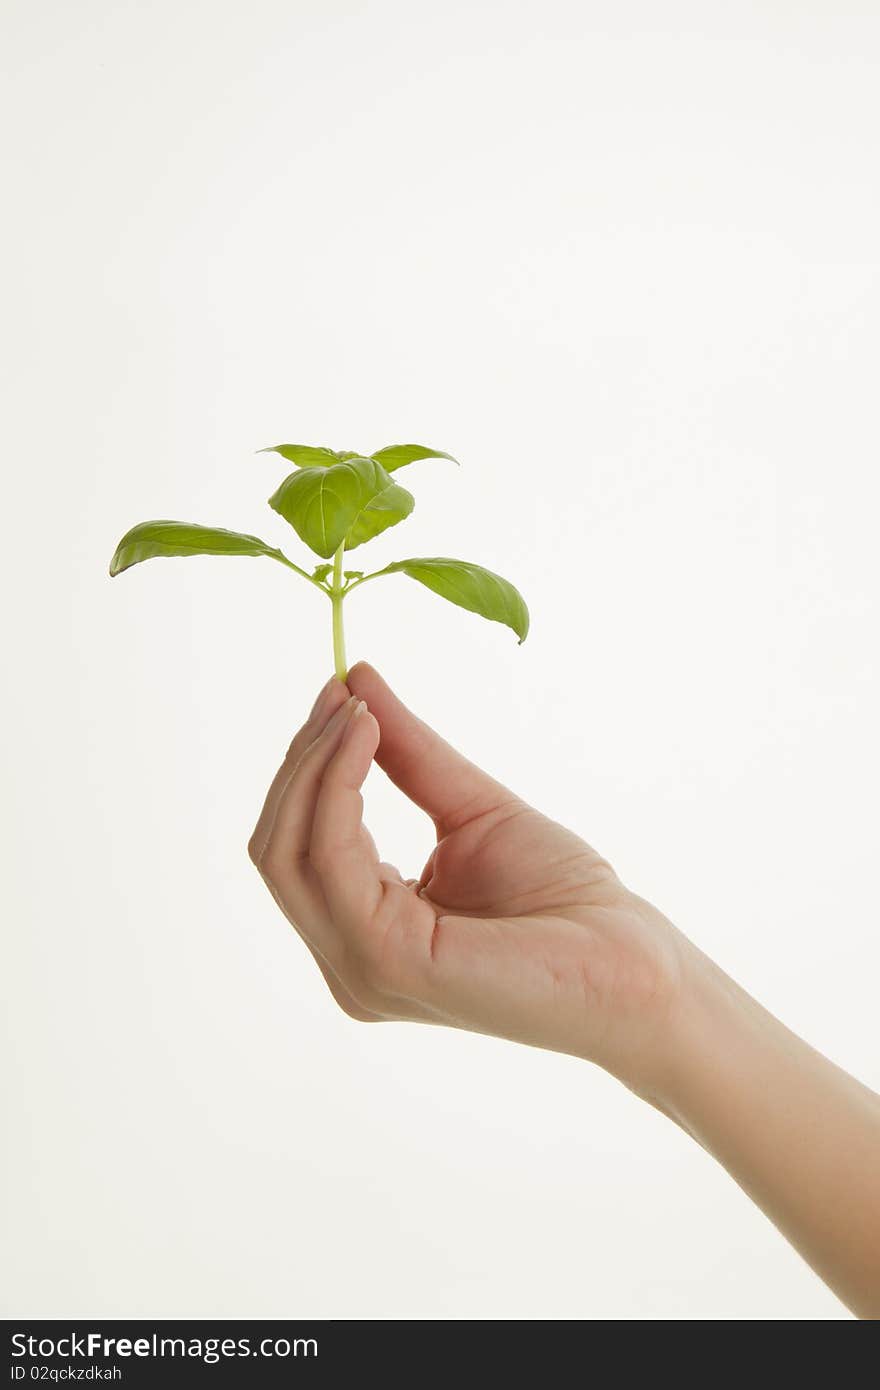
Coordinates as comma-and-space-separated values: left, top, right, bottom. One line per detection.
3, 0, 878, 1320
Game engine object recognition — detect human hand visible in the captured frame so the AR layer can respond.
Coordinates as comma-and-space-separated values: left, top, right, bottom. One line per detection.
249, 663, 692, 1098
250, 665, 880, 1316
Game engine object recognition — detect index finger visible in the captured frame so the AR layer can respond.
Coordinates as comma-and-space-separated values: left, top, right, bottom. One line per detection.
248, 676, 349, 862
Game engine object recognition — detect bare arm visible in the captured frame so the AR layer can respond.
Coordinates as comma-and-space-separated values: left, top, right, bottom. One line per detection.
249, 664, 880, 1318
659, 951, 880, 1318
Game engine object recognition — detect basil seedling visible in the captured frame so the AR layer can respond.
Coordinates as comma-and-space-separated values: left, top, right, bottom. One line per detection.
109, 443, 529, 679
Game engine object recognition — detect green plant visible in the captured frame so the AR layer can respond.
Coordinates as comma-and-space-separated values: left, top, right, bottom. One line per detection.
109, 443, 529, 679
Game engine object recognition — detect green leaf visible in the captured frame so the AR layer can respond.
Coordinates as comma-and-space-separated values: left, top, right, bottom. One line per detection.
344, 476, 414, 550
378, 557, 529, 643
311, 563, 333, 584
259, 444, 344, 468
109, 520, 286, 577
268, 456, 414, 558
370, 443, 459, 473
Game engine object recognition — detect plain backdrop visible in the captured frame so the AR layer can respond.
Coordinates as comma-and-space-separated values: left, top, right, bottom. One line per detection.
2, 0, 878, 1321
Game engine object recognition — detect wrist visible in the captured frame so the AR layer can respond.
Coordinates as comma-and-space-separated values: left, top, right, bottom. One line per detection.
639, 942, 775, 1128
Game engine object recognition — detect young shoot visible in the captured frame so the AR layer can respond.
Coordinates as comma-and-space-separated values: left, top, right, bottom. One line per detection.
109, 443, 529, 680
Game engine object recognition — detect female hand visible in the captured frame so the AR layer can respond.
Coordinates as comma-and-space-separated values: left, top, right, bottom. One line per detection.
249, 662, 690, 1099
249, 663, 880, 1317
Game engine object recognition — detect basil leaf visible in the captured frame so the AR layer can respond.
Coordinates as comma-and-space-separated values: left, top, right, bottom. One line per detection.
344, 476, 414, 550
259, 444, 344, 468
268, 456, 414, 559
379, 557, 529, 643
109, 520, 286, 576
262, 443, 454, 472
370, 444, 458, 473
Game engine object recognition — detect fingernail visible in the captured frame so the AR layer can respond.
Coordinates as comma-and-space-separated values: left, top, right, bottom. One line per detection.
340, 699, 367, 742
326, 694, 359, 730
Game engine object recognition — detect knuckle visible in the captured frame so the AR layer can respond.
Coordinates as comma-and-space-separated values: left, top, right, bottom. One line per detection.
284, 731, 304, 760
259, 843, 285, 881
284, 729, 310, 767
334, 995, 378, 1024
327, 955, 383, 1023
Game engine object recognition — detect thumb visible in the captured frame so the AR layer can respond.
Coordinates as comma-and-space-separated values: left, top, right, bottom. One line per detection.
346, 662, 514, 831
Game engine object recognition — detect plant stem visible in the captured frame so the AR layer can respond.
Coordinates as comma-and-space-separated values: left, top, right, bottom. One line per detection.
341, 563, 392, 594
272, 551, 328, 590
330, 542, 347, 680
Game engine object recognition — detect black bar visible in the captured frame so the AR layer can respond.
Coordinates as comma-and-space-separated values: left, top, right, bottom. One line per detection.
3, 1320, 575, 1384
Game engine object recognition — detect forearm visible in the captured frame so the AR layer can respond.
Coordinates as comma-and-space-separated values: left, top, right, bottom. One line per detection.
655, 952, 880, 1318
